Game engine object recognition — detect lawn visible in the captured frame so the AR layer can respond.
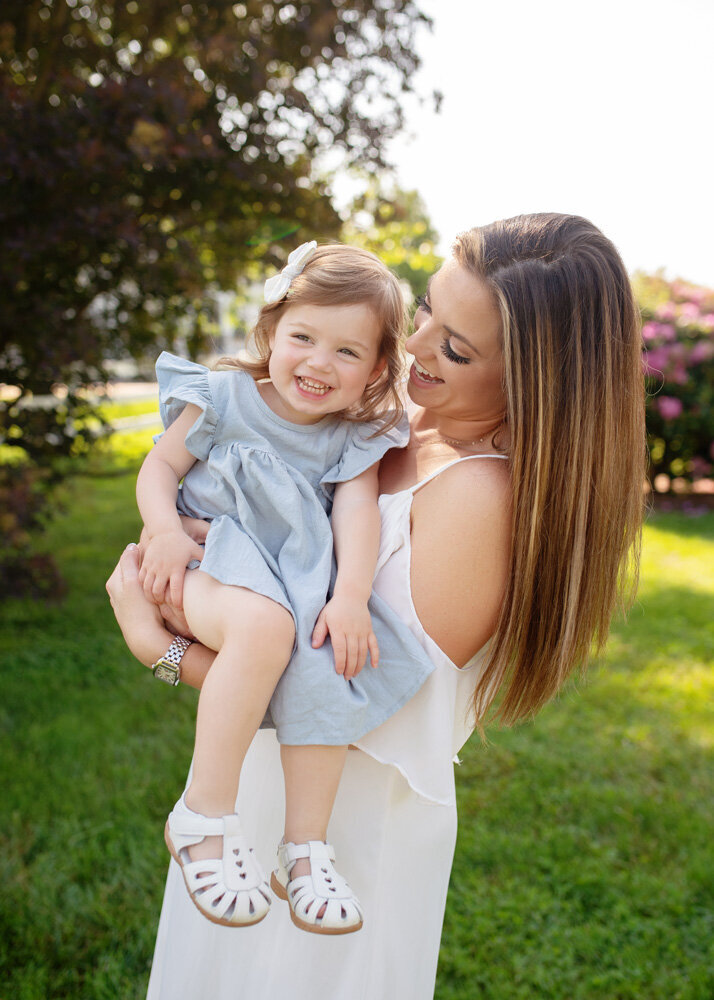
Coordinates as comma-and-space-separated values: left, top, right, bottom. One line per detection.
1, 452, 712, 999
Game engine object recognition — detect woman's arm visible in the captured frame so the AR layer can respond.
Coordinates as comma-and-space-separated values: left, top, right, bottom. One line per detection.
106, 545, 215, 690
409, 458, 511, 666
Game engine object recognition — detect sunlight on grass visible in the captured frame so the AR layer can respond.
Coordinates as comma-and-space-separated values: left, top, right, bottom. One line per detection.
82, 428, 157, 475
96, 399, 159, 421
640, 513, 714, 591
444, 512, 714, 1000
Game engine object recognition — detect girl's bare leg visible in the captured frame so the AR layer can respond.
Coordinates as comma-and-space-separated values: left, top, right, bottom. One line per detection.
281, 744, 348, 880
181, 570, 295, 862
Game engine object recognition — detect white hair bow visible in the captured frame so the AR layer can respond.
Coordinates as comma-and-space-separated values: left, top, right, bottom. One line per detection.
263, 241, 318, 304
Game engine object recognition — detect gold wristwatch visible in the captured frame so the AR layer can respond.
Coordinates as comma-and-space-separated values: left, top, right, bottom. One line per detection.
151, 635, 192, 686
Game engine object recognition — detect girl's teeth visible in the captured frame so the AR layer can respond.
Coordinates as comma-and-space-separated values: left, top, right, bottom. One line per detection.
297, 377, 331, 395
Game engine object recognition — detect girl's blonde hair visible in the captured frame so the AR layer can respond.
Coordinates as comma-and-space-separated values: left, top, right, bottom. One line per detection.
454, 213, 646, 726
222, 244, 407, 432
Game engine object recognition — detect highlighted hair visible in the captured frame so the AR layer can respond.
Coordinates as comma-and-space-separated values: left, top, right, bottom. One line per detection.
455, 214, 646, 725
222, 245, 407, 432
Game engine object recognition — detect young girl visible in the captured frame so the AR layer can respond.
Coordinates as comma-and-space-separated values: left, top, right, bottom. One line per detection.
135, 243, 434, 936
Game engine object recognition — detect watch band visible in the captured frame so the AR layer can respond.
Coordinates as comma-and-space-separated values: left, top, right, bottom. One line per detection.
151, 635, 192, 686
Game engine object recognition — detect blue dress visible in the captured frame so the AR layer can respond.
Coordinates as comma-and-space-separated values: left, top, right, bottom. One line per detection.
156, 353, 434, 745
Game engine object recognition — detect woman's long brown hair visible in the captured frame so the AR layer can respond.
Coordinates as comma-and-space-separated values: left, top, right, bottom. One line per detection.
455, 214, 646, 726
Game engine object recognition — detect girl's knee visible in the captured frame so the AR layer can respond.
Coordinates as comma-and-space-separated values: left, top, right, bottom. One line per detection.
223, 592, 295, 652
256, 598, 295, 649
184, 576, 294, 653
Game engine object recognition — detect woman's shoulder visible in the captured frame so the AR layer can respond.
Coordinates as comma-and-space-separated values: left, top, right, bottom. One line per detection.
416, 453, 511, 515
409, 455, 511, 665
412, 454, 511, 572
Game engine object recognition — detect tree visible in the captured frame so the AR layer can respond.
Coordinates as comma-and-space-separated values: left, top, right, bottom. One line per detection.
341, 180, 442, 300
0, 0, 432, 598
0, 0, 431, 462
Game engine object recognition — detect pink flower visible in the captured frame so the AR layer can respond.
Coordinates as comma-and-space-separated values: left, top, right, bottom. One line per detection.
668, 365, 689, 386
687, 287, 708, 306
690, 456, 713, 478
642, 347, 669, 375
679, 302, 700, 321
689, 341, 714, 364
642, 321, 660, 342
655, 302, 677, 321
656, 396, 683, 420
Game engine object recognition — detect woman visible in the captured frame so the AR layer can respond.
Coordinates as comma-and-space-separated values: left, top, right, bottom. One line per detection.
107, 213, 645, 999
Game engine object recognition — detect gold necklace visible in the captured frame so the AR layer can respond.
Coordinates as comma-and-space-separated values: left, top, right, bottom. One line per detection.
429, 419, 505, 449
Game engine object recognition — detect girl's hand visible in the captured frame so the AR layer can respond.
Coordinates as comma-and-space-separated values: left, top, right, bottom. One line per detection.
139, 530, 204, 609
311, 595, 379, 680
106, 544, 174, 667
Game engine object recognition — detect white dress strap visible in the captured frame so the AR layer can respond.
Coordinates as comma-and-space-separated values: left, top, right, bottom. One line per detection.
410, 453, 509, 496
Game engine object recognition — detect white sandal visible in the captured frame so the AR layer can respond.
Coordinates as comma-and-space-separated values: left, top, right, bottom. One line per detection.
165, 794, 271, 927
270, 840, 363, 935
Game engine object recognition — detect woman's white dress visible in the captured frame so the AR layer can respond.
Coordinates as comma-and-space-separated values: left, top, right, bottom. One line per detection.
147, 456, 507, 1000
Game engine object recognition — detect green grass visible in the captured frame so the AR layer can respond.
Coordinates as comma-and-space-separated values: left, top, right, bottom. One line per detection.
78, 427, 160, 477
1, 452, 712, 999
444, 512, 714, 1000
95, 399, 159, 422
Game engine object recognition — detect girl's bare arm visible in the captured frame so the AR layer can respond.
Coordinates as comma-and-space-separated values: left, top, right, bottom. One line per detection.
312, 463, 381, 680
136, 404, 205, 607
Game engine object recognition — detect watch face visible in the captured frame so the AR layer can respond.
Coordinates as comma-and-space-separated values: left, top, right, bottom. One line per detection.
154, 662, 179, 685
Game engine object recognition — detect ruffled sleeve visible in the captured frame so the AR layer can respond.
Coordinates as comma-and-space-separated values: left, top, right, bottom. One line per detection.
155, 352, 220, 461
320, 411, 410, 491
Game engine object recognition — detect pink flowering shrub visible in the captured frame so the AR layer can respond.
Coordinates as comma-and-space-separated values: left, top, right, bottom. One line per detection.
635, 273, 714, 483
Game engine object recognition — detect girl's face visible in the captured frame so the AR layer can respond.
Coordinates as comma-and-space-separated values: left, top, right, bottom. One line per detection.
405, 259, 505, 423
266, 301, 385, 424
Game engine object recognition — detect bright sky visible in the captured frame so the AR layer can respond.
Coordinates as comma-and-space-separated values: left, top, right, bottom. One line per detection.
387, 0, 714, 287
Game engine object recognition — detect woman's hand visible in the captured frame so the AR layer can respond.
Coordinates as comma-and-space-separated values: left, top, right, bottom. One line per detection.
107, 543, 212, 689
106, 544, 175, 668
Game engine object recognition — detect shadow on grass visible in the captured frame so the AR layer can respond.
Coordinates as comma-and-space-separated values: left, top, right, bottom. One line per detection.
644, 508, 714, 543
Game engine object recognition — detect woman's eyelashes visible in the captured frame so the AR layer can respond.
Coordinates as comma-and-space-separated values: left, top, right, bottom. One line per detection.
415, 294, 469, 364
439, 338, 470, 365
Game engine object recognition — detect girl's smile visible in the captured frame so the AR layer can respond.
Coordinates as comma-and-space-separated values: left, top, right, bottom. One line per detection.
295, 375, 333, 397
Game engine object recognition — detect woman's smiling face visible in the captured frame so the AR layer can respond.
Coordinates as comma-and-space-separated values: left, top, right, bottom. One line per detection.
405, 259, 506, 424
